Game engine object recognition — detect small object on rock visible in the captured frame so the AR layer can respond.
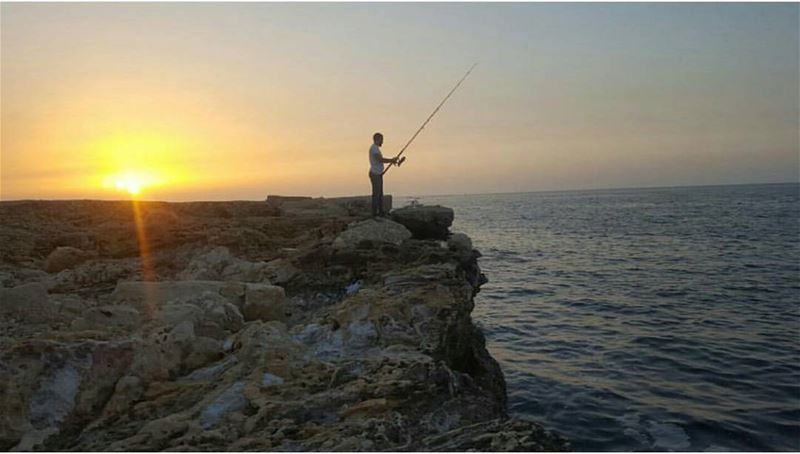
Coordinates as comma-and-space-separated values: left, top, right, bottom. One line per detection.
390, 205, 454, 240
44, 246, 92, 273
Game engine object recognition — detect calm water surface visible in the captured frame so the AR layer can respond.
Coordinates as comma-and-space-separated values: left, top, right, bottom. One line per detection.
402, 183, 800, 451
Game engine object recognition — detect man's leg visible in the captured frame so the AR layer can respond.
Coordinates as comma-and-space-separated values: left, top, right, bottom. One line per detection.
370, 173, 380, 217
376, 174, 384, 216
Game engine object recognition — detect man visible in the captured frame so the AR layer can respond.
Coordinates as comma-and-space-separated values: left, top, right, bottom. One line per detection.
368, 132, 398, 217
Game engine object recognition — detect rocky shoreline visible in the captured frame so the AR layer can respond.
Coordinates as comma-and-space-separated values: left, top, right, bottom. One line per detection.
0, 198, 568, 451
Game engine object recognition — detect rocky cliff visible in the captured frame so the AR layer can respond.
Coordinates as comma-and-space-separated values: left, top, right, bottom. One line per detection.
0, 199, 568, 451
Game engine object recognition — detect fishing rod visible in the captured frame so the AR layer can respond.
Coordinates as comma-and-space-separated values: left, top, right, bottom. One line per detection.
382, 63, 478, 176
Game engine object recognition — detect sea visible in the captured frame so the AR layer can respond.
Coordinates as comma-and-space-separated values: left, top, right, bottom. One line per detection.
400, 183, 800, 452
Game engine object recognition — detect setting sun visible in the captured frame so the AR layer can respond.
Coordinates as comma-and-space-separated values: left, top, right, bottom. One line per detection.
116, 179, 141, 195
103, 171, 162, 197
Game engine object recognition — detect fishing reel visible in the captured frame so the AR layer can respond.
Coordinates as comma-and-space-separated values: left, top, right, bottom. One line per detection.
382, 156, 406, 176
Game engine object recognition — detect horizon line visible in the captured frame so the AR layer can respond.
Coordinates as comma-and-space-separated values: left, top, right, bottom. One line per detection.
402, 180, 800, 199
1, 180, 797, 204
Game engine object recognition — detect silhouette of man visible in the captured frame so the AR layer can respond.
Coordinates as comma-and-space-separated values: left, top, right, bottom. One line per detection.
369, 132, 398, 217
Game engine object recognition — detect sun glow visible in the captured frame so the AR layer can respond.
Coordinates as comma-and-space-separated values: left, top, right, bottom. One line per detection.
91, 132, 193, 198
103, 171, 163, 197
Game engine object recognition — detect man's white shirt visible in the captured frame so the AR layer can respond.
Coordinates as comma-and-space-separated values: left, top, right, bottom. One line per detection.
369, 144, 384, 175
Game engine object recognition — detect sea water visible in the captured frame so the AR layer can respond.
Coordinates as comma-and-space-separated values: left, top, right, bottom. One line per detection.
401, 183, 799, 451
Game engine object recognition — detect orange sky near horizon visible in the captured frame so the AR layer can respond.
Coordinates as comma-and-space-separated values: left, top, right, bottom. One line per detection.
1, 3, 798, 201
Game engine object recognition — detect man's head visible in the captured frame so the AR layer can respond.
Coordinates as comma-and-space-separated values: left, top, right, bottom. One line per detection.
373, 132, 383, 147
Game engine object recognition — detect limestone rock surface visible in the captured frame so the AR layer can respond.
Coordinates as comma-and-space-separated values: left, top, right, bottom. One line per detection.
178, 246, 272, 283
332, 218, 412, 249
391, 205, 454, 240
44, 247, 93, 273
0, 198, 568, 452
242, 283, 286, 322
0, 282, 56, 322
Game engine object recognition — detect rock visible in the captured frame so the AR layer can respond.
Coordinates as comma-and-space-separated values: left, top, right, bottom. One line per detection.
44, 246, 92, 273
184, 356, 238, 382
29, 360, 85, 428
235, 321, 299, 367
345, 280, 362, 296
382, 263, 458, 295
197, 295, 245, 330
346, 320, 378, 349
332, 218, 411, 250
51, 293, 89, 317
143, 208, 180, 230
278, 198, 350, 218
169, 320, 196, 348
100, 375, 144, 418
2, 340, 136, 450
391, 205, 454, 240
151, 293, 242, 340
184, 336, 223, 370
292, 322, 345, 361
291, 319, 378, 361
51, 260, 134, 293
326, 195, 393, 216
128, 334, 184, 381
0, 271, 13, 287
261, 372, 285, 387
199, 381, 247, 429
178, 247, 271, 283
158, 303, 204, 328
242, 284, 286, 322
49, 232, 96, 251
339, 398, 393, 419
0, 282, 55, 321
70, 305, 141, 331
419, 418, 570, 451
0, 200, 570, 451
262, 258, 299, 285
265, 195, 313, 205
448, 232, 474, 262
141, 208, 182, 248
110, 280, 245, 316
124, 417, 188, 450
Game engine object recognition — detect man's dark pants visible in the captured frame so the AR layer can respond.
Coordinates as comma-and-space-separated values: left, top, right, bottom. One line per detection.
369, 172, 384, 216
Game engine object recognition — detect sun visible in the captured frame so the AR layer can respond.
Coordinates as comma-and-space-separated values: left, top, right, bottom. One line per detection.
103, 171, 161, 197
115, 178, 141, 195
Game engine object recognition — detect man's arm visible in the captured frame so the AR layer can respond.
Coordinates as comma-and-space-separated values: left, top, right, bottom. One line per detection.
372, 145, 398, 164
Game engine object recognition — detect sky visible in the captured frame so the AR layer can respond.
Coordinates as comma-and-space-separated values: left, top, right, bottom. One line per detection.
1, 2, 798, 201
